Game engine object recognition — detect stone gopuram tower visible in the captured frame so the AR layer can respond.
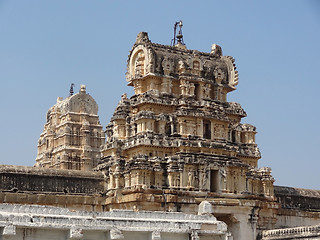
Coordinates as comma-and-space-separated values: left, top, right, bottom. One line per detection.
98, 32, 275, 219
35, 85, 105, 171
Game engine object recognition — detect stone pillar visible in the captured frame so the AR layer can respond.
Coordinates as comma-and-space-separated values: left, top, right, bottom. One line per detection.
142, 121, 146, 132
197, 119, 203, 137
168, 172, 174, 188
155, 171, 163, 187
124, 173, 131, 188
211, 121, 214, 140
191, 231, 199, 240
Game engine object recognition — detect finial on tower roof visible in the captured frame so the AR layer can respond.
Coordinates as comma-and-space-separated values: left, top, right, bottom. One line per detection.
69, 83, 75, 96
80, 84, 86, 93
171, 20, 185, 47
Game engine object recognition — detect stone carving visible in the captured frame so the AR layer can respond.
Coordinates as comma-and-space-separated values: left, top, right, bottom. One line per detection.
262, 225, 320, 239
211, 44, 222, 57
178, 59, 186, 73
191, 231, 200, 240
69, 226, 83, 239
110, 229, 124, 240
221, 56, 239, 88
198, 201, 214, 216
214, 68, 226, 84
188, 169, 195, 188
0, 203, 229, 239
152, 231, 161, 240
135, 32, 150, 44
203, 83, 211, 98
3, 224, 16, 236
162, 56, 173, 75
134, 50, 145, 77
180, 80, 195, 96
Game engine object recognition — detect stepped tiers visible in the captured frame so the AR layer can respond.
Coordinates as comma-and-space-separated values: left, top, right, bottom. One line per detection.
98, 32, 274, 205
35, 85, 105, 171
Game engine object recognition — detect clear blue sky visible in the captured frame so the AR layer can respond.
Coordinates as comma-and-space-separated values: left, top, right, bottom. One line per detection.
0, 1, 319, 189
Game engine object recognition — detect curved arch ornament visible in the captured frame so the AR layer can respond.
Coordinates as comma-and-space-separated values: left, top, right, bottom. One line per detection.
221, 56, 239, 89
126, 33, 156, 85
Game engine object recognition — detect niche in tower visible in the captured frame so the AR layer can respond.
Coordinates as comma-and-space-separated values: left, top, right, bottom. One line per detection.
203, 120, 211, 139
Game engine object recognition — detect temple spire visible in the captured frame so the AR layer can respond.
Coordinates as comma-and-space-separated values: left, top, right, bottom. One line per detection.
171, 20, 185, 47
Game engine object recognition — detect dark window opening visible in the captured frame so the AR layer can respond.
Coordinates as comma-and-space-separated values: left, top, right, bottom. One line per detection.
210, 170, 219, 192
232, 130, 236, 142
165, 124, 172, 136
133, 123, 137, 135
203, 120, 211, 139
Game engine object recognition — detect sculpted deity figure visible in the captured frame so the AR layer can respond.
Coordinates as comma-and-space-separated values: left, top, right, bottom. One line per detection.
203, 83, 211, 98
193, 60, 200, 70
180, 79, 187, 95
199, 169, 208, 190
188, 170, 195, 187
135, 51, 145, 77
214, 68, 225, 84
178, 60, 186, 73
189, 82, 195, 96
162, 56, 173, 75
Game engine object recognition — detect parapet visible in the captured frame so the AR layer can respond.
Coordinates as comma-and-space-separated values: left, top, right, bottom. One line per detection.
274, 186, 320, 211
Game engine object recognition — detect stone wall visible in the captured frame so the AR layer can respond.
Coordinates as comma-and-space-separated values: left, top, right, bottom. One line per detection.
0, 165, 104, 195
274, 186, 320, 212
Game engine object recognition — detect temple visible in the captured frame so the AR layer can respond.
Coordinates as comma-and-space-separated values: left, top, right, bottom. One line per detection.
35, 85, 105, 171
0, 30, 319, 240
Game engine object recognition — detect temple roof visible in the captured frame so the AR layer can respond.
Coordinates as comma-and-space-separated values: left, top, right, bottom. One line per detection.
48, 85, 98, 116
126, 32, 239, 91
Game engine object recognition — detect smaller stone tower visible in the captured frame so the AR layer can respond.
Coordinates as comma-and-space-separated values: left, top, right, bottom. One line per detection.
35, 85, 105, 171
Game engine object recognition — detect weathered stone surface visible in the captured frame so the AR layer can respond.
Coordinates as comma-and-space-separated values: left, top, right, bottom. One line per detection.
0, 165, 104, 194
0, 29, 318, 240
262, 225, 320, 239
274, 186, 320, 212
35, 85, 105, 171
0, 203, 229, 239
98, 32, 273, 207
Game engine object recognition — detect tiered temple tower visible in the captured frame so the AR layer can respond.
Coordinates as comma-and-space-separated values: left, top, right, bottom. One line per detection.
35, 85, 105, 171
98, 32, 275, 213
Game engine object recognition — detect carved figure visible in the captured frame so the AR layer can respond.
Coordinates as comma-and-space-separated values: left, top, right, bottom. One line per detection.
203, 83, 211, 98
211, 44, 222, 57
178, 60, 186, 73
189, 82, 195, 95
188, 170, 195, 187
162, 56, 173, 75
180, 79, 187, 95
193, 60, 200, 70
199, 169, 208, 190
214, 69, 225, 84
135, 51, 145, 77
